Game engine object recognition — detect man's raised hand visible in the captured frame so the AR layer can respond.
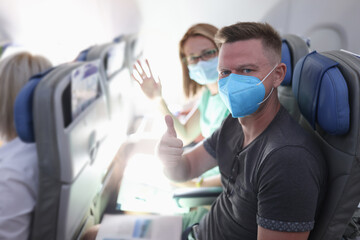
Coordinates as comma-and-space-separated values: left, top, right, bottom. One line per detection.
157, 115, 184, 168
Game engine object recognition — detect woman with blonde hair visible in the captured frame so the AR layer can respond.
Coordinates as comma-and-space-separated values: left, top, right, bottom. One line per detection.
133, 23, 229, 188
0, 52, 52, 240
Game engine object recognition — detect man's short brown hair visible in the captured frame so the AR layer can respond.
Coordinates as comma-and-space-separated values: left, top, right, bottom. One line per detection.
215, 22, 282, 64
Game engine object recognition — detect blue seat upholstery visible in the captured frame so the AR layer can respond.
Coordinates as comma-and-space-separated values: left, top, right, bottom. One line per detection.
292, 50, 360, 240
75, 47, 92, 62
293, 51, 350, 135
281, 38, 292, 86
14, 68, 54, 142
278, 34, 310, 122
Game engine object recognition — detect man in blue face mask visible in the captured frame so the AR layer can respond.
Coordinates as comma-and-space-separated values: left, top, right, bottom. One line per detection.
157, 22, 327, 240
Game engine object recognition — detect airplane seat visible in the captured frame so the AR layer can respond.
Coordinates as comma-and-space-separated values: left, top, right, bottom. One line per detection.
14, 60, 111, 240
292, 50, 360, 240
121, 33, 143, 70
278, 34, 310, 122
76, 35, 136, 140
75, 47, 92, 62
74, 35, 145, 222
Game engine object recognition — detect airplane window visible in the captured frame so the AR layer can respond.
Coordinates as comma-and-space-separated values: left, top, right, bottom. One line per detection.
71, 62, 101, 120
105, 42, 126, 78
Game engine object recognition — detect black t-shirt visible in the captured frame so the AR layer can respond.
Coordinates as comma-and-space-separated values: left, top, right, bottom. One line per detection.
200, 106, 327, 240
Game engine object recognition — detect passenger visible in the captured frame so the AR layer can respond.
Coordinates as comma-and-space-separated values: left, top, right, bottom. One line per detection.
157, 22, 327, 240
133, 23, 229, 188
0, 52, 52, 240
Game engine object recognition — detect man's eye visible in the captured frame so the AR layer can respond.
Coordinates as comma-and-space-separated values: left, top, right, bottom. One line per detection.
219, 70, 231, 77
243, 69, 252, 74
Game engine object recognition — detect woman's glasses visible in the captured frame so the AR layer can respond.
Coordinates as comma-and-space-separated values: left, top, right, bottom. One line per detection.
184, 48, 218, 65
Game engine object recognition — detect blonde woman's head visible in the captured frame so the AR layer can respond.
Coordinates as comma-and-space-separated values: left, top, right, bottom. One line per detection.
179, 23, 218, 98
0, 52, 52, 142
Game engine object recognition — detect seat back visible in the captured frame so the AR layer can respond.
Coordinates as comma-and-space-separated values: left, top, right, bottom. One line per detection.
73, 35, 141, 221
76, 35, 137, 144
292, 50, 360, 240
121, 33, 143, 71
279, 34, 310, 122
15, 60, 111, 240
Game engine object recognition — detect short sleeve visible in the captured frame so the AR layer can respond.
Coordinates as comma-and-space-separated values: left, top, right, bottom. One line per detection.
202, 119, 223, 159
256, 146, 323, 232
203, 138, 216, 159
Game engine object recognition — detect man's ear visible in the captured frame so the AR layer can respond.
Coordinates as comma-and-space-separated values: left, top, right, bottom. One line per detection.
273, 63, 287, 88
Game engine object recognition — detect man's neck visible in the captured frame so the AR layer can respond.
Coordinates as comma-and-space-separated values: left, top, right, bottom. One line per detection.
239, 97, 281, 148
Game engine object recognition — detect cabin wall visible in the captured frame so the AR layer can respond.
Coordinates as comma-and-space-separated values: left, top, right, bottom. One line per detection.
0, 0, 358, 113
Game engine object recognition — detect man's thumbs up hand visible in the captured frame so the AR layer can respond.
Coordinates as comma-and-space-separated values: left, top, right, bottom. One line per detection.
157, 115, 184, 168
165, 115, 177, 138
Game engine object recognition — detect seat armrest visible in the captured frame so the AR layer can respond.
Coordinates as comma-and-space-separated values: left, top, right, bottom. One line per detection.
172, 187, 223, 208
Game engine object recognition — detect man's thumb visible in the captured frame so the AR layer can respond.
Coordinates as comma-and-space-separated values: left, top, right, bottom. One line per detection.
165, 115, 177, 137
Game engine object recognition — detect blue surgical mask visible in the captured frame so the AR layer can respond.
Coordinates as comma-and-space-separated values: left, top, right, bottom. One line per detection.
188, 57, 218, 85
218, 65, 277, 118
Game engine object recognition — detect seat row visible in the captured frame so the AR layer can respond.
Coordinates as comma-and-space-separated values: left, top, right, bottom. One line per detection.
263, 34, 360, 240
13, 34, 141, 240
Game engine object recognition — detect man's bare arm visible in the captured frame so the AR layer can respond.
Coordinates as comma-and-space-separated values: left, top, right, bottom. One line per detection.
157, 115, 217, 182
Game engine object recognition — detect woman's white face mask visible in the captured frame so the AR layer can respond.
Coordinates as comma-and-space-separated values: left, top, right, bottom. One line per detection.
188, 57, 219, 85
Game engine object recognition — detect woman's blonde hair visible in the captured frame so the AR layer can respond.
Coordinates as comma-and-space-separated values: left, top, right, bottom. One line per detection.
0, 52, 52, 141
179, 23, 218, 98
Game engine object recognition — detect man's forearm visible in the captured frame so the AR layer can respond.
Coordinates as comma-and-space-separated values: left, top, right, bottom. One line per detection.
163, 155, 192, 182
